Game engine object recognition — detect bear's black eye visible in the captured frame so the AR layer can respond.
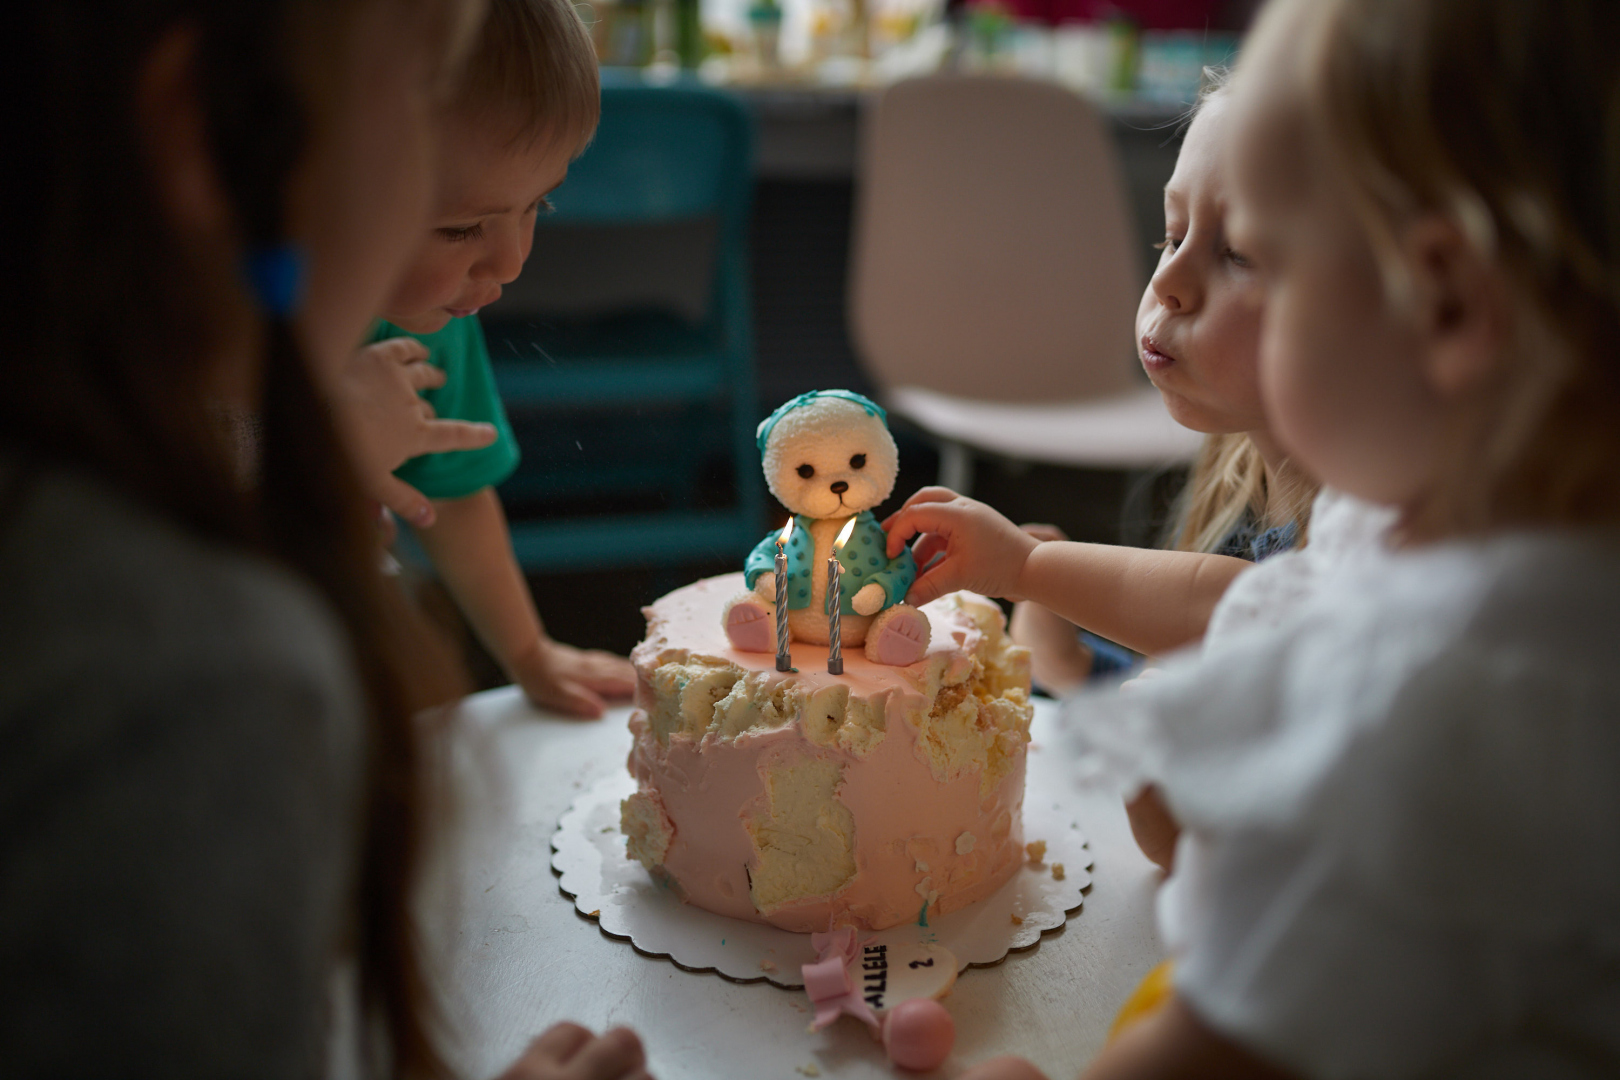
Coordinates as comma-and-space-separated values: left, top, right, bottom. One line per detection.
849, 454, 867, 470
797, 463, 815, 479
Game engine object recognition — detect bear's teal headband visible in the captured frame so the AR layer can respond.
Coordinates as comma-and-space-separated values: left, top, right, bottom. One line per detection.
755, 389, 887, 456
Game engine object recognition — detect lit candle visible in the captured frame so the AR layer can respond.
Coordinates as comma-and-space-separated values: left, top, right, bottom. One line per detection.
827, 516, 857, 675
775, 519, 794, 672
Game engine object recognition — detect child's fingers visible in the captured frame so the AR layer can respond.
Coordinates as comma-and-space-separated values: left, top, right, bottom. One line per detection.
881, 486, 960, 533
501, 1023, 594, 1077
366, 336, 430, 366
912, 532, 948, 569
900, 486, 962, 510
563, 1027, 645, 1080
883, 502, 966, 558
905, 557, 962, 608
404, 360, 447, 392
880, 488, 949, 531
957, 1055, 1050, 1080
420, 419, 499, 454
377, 476, 435, 528
576, 653, 636, 697
533, 678, 607, 720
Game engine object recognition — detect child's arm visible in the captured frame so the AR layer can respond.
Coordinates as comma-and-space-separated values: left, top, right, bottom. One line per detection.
414, 487, 635, 718
1008, 524, 1095, 695
1125, 786, 1179, 872
330, 337, 498, 528
1078, 995, 1299, 1080
1009, 598, 1096, 694
884, 488, 1251, 656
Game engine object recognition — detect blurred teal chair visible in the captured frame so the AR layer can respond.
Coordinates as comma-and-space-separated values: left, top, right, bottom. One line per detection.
481, 78, 762, 572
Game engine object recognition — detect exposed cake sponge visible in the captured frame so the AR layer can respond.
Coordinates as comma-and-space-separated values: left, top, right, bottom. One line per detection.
621, 789, 675, 870
904, 595, 1032, 796
745, 756, 857, 912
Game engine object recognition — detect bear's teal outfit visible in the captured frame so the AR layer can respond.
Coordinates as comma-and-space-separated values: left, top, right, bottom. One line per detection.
369, 316, 520, 501
743, 511, 916, 616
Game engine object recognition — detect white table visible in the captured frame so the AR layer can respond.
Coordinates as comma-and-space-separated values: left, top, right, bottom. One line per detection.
437, 688, 1165, 1080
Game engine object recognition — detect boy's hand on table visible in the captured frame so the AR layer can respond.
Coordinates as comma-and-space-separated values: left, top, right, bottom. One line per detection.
511, 639, 636, 720
883, 487, 1041, 607
332, 337, 497, 528
499, 1023, 652, 1080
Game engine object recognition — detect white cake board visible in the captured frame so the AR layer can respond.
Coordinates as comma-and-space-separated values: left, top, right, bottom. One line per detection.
551, 770, 1094, 989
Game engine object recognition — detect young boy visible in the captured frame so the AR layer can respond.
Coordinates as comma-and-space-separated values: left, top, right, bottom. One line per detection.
357, 0, 633, 717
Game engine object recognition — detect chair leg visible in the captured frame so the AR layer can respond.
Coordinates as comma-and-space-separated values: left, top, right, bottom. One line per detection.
938, 441, 974, 496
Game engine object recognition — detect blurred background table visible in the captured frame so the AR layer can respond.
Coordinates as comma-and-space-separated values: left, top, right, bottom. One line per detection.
438, 690, 1166, 1079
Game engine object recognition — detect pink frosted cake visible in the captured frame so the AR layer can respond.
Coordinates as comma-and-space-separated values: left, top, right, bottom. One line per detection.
619, 572, 1033, 932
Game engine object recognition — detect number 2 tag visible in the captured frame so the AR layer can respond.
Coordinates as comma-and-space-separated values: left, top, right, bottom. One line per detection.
856, 942, 957, 1013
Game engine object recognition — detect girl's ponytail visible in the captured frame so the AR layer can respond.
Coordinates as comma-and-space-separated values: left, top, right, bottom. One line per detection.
200, 5, 464, 1075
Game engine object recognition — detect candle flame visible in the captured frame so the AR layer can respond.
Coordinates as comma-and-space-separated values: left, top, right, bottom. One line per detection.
834, 516, 857, 549
778, 518, 794, 545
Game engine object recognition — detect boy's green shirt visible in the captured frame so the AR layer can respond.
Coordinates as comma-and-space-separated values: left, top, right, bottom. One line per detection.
369, 315, 520, 501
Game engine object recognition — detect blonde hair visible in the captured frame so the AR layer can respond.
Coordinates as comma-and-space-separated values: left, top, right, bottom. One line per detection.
452, 0, 600, 154
1164, 70, 1320, 555
1169, 434, 1316, 553
1245, 0, 1620, 536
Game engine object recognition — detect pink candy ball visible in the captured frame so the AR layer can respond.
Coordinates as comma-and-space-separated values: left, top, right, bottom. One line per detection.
882, 998, 956, 1072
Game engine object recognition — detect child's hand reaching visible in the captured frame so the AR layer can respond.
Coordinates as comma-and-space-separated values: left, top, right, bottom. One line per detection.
498, 1023, 652, 1080
883, 488, 1040, 606
332, 337, 498, 529
510, 638, 637, 720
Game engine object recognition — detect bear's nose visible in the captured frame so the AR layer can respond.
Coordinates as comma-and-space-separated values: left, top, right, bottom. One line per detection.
830, 480, 849, 495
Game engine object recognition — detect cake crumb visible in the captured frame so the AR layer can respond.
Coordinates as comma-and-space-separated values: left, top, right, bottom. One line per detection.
1025, 840, 1047, 864
1051, 863, 1066, 881
760, 959, 777, 972
955, 831, 977, 855
599, 826, 613, 834
796, 1064, 821, 1076
1009, 914, 1023, 926
587, 909, 600, 918
914, 859, 930, 873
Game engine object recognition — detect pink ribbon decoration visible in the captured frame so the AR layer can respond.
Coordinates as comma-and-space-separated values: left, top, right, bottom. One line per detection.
802, 927, 879, 1033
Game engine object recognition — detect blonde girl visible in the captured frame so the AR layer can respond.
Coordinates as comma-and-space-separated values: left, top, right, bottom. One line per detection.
1003, 76, 1318, 697
956, 0, 1620, 1076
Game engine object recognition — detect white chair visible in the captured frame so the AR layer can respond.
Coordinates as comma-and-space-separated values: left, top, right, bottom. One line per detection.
848, 74, 1202, 493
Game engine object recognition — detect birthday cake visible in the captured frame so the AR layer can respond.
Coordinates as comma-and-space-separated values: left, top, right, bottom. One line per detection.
620, 572, 1033, 932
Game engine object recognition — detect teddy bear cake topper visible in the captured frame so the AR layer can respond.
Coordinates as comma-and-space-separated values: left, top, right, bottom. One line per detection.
722, 390, 932, 668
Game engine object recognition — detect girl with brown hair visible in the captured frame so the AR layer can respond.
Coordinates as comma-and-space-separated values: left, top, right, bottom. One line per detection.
0, 2, 645, 1076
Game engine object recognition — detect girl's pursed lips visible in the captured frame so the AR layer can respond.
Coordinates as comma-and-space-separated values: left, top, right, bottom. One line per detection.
1141, 336, 1178, 368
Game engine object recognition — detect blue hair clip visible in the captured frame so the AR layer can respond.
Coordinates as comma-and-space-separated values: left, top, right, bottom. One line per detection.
755, 389, 887, 456
242, 244, 307, 318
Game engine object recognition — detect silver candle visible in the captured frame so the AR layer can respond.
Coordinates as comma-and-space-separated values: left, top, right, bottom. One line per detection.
827, 517, 856, 675
774, 519, 793, 672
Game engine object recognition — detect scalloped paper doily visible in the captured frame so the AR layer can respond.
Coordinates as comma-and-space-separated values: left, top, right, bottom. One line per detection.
551, 770, 1093, 988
